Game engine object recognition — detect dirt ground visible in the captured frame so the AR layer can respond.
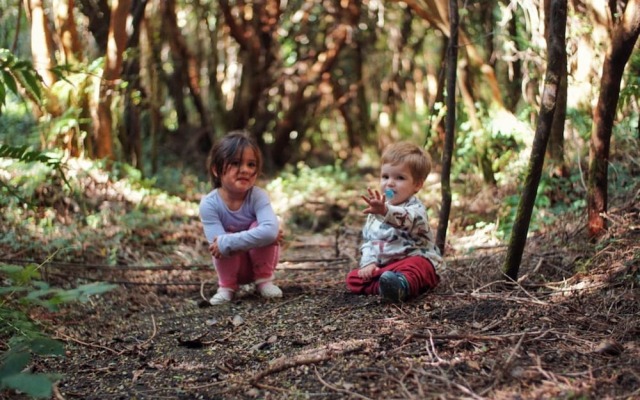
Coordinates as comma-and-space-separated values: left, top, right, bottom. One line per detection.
3, 201, 640, 400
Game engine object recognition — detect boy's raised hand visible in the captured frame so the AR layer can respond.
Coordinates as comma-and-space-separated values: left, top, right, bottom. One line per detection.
362, 187, 387, 215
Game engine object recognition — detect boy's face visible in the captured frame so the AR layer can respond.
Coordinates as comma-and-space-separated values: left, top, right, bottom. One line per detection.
380, 162, 423, 205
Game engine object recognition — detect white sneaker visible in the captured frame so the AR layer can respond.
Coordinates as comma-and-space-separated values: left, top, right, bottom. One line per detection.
209, 288, 234, 305
258, 282, 283, 299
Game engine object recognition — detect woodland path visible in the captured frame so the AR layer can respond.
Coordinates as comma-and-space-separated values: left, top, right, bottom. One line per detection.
3, 204, 640, 400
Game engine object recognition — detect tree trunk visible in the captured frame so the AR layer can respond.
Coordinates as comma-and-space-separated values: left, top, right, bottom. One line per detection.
121, 0, 147, 170
588, 0, 640, 238
53, 0, 83, 64
503, 3, 522, 112
271, 25, 349, 168
163, 0, 210, 131
141, 12, 162, 174
75, 0, 110, 54
503, 0, 566, 281
95, 0, 130, 160
26, 0, 56, 88
198, 2, 228, 139
335, 0, 370, 160
219, 0, 282, 168
436, 0, 458, 255
545, 0, 568, 176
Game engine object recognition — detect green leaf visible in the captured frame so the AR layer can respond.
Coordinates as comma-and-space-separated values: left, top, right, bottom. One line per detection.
15, 264, 41, 285
32, 281, 50, 290
19, 69, 42, 101
24, 287, 58, 300
0, 80, 5, 106
0, 351, 30, 379
0, 48, 13, 64
28, 337, 64, 357
1, 372, 54, 398
0, 287, 29, 295
0, 264, 23, 275
75, 282, 119, 297
1, 70, 17, 94
12, 60, 29, 69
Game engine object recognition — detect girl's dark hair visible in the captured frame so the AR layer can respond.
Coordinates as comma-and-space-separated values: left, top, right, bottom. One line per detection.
207, 130, 263, 188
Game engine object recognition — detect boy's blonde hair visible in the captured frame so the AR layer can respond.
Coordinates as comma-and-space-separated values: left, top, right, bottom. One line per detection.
381, 142, 432, 183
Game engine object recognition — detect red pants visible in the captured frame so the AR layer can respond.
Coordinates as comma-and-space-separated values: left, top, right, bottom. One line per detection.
346, 256, 439, 298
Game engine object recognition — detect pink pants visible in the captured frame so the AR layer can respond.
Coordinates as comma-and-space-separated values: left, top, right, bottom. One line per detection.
213, 221, 280, 292
214, 242, 279, 290
345, 256, 439, 297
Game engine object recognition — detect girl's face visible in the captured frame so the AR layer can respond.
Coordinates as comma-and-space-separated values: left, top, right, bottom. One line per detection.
380, 162, 423, 205
216, 147, 258, 197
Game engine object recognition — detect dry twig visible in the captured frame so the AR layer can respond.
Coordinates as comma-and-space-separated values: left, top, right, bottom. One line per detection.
251, 338, 375, 383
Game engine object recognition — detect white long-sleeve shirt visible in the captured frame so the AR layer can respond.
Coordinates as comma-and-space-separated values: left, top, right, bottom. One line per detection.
199, 187, 279, 257
360, 195, 443, 269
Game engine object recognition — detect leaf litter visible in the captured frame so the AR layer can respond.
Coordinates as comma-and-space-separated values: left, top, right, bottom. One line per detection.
1, 176, 639, 399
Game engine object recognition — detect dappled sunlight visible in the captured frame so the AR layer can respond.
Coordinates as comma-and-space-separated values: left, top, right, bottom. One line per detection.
448, 222, 505, 255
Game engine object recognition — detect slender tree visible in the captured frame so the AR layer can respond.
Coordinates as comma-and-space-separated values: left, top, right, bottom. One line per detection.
588, 0, 640, 238
503, 0, 567, 281
121, 0, 148, 169
435, 0, 458, 255
545, 0, 568, 176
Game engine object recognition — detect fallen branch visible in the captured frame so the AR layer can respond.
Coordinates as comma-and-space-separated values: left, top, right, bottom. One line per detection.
251, 338, 376, 384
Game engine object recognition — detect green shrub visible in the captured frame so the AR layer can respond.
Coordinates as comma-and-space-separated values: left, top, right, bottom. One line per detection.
1, 263, 117, 398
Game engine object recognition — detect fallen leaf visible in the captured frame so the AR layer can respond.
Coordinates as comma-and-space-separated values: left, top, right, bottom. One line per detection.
594, 340, 624, 356
232, 315, 244, 326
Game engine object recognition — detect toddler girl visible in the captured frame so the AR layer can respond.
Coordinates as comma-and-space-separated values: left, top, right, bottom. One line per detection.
199, 130, 283, 305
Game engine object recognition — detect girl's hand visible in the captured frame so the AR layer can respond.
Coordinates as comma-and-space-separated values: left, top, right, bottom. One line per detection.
361, 187, 387, 215
209, 238, 223, 258
276, 228, 285, 245
357, 263, 379, 280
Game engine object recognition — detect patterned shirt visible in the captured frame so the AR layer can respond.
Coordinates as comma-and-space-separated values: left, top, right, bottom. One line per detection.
360, 195, 443, 269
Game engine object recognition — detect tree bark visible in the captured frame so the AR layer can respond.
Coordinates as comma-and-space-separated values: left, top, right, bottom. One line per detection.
436, 0, 458, 255
197, 2, 228, 139
24, 0, 63, 119
503, 0, 567, 281
162, 0, 210, 144
75, 0, 110, 54
271, 24, 349, 168
95, 0, 131, 160
588, 0, 640, 237
334, 0, 370, 159
121, 0, 148, 170
141, 11, 162, 174
545, 0, 568, 176
26, 0, 57, 88
53, 0, 84, 64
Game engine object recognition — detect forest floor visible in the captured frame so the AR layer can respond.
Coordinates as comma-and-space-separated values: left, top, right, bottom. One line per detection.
3, 190, 639, 400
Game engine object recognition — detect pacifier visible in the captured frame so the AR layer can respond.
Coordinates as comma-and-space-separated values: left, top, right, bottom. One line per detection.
384, 188, 394, 200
